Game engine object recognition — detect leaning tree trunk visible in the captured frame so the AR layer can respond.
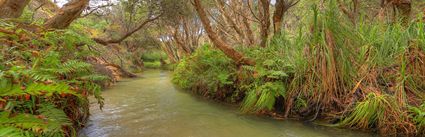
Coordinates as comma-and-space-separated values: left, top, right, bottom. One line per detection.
193, 0, 255, 66
44, 0, 89, 29
93, 15, 161, 45
0, 0, 31, 18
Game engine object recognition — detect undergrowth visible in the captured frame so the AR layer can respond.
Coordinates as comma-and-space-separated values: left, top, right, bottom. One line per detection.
0, 20, 108, 137
172, 1, 425, 136
173, 45, 237, 101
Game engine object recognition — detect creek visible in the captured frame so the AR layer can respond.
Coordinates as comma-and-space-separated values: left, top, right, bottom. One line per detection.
79, 70, 373, 137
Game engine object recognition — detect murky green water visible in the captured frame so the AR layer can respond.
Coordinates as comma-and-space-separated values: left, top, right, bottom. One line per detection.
79, 70, 374, 137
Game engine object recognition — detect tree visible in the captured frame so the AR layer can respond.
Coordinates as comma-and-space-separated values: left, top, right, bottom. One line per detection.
379, 0, 412, 23
0, 0, 31, 18
337, 0, 360, 24
44, 0, 90, 29
258, 0, 270, 47
272, 0, 299, 34
192, 0, 255, 66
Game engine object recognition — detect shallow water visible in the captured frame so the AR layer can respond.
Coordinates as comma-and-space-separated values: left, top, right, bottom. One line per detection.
79, 70, 374, 137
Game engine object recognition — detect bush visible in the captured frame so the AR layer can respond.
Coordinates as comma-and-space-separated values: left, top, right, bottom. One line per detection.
144, 61, 161, 69
172, 45, 237, 100
171, 2, 425, 136
141, 51, 167, 62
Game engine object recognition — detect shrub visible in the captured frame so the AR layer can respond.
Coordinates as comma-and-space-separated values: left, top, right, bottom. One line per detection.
172, 45, 236, 98
144, 61, 161, 69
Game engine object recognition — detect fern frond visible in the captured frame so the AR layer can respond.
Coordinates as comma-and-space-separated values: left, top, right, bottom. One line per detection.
0, 82, 78, 97
27, 70, 56, 82
0, 126, 29, 137
78, 74, 109, 82
0, 112, 48, 135
43, 60, 92, 76
83, 82, 104, 109
38, 103, 72, 135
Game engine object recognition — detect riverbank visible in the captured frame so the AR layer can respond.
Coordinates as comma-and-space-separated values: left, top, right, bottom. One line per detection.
172, 13, 425, 135
0, 20, 122, 136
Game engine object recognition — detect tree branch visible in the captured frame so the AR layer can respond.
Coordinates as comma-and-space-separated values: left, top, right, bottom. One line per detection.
80, 3, 115, 18
93, 14, 162, 45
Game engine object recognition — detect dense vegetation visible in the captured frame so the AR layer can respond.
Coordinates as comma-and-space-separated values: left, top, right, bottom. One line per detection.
0, 0, 178, 136
0, 20, 108, 136
0, 0, 424, 136
173, 1, 425, 136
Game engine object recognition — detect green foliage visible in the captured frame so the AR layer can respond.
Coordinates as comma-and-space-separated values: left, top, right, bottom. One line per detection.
0, 103, 71, 137
171, 1, 424, 135
144, 61, 161, 69
141, 51, 168, 62
172, 45, 236, 95
409, 103, 425, 130
338, 93, 393, 128
337, 92, 416, 135
236, 36, 296, 113
241, 82, 286, 112
0, 20, 107, 136
0, 126, 28, 137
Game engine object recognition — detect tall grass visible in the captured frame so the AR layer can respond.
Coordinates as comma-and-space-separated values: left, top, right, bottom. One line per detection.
172, 0, 425, 135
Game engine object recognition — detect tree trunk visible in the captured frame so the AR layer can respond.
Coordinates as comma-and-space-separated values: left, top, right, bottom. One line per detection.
394, 0, 411, 23
193, 0, 255, 66
242, 1, 255, 46
215, 0, 246, 45
272, 0, 299, 34
0, 0, 30, 18
337, 0, 359, 24
273, 0, 285, 34
259, 0, 270, 47
44, 0, 89, 29
379, 0, 412, 23
162, 42, 178, 63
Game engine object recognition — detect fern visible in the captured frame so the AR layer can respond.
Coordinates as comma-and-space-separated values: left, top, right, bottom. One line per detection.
0, 126, 30, 137
27, 70, 55, 82
0, 104, 71, 137
0, 21, 104, 137
0, 112, 48, 135
83, 82, 104, 109
241, 90, 258, 112
241, 82, 286, 112
0, 82, 76, 97
37, 103, 72, 136
44, 60, 92, 76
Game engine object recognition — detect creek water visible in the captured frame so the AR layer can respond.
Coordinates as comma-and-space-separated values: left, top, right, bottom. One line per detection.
79, 70, 374, 137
